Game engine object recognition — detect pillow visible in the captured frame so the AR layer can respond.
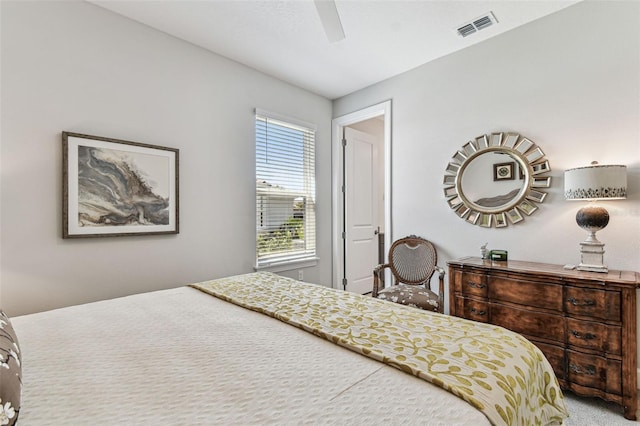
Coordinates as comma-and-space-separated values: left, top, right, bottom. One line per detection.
0, 311, 21, 426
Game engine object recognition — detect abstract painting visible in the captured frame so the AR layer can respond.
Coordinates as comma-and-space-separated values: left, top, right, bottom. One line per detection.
63, 132, 179, 238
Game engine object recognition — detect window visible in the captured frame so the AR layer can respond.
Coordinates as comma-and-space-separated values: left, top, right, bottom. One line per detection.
255, 109, 316, 269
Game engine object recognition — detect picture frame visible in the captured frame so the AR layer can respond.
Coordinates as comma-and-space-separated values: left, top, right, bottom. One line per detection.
493, 162, 515, 181
62, 132, 179, 238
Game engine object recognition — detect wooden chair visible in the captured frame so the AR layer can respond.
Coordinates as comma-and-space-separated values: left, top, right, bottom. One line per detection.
372, 235, 445, 313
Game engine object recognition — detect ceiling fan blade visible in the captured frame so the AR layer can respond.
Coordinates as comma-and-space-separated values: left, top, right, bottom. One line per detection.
313, 0, 345, 43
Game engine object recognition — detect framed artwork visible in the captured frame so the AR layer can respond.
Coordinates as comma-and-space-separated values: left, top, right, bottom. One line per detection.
62, 132, 179, 238
493, 162, 515, 181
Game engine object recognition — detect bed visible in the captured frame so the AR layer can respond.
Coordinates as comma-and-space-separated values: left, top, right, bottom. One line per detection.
3, 272, 568, 425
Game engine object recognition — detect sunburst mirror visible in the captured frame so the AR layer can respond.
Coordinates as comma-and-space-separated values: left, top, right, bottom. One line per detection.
443, 132, 552, 228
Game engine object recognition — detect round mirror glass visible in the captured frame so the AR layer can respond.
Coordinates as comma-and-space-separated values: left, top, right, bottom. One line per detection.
443, 133, 552, 228
461, 152, 524, 211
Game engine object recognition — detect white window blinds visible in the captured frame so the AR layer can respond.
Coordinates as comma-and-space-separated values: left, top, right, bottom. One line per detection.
255, 110, 316, 268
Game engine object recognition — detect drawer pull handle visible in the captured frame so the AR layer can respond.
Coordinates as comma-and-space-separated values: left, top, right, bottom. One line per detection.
467, 282, 486, 289
569, 363, 596, 376
570, 330, 596, 340
470, 307, 486, 316
567, 297, 595, 307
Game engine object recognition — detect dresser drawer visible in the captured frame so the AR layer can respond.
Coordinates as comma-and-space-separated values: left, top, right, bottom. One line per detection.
488, 276, 563, 311
564, 287, 621, 322
568, 350, 622, 395
455, 296, 489, 322
566, 318, 621, 355
490, 304, 564, 343
460, 272, 487, 297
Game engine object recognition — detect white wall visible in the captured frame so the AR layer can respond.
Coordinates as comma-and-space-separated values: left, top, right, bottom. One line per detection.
333, 0, 640, 366
2, 0, 638, 322
334, 1, 640, 276
0, 0, 333, 316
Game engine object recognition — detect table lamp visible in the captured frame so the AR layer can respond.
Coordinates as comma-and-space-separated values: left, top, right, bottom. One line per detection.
564, 162, 627, 272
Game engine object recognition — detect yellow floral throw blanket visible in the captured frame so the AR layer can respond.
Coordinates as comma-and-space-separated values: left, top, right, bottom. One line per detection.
191, 272, 568, 426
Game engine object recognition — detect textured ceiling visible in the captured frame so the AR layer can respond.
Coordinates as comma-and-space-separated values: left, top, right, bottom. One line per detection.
89, 0, 580, 99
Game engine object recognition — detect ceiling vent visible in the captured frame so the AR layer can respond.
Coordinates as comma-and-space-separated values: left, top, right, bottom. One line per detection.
456, 12, 498, 37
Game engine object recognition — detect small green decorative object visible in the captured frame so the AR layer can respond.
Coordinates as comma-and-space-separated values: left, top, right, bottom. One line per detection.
490, 250, 508, 261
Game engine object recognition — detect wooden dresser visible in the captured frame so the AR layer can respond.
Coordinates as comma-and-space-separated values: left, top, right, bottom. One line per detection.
448, 257, 640, 420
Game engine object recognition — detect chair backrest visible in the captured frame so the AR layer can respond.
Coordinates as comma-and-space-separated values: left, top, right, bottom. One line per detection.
388, 235, 437, 285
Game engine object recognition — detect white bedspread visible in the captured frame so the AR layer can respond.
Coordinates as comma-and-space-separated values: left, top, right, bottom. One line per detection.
11, 286, 492, 425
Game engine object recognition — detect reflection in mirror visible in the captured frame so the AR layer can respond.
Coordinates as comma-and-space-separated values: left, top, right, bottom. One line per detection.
443, 132, 552, 228
461, 152, 524, 209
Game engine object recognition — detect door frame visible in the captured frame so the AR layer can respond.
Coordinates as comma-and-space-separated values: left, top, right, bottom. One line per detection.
331, 100, 392, 290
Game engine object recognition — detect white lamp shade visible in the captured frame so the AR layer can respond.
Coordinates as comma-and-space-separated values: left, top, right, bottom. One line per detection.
564, 164, 627, 200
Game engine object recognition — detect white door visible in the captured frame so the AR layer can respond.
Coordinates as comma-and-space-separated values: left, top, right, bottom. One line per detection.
344, 127, 380, 294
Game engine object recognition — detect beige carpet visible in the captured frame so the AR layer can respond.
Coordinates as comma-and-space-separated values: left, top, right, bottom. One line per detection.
564, 392, 638, 425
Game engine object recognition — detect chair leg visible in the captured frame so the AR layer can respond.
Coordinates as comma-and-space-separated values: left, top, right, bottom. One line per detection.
372, 265, 386, 297
437, 275, 445, 313
372, 272, 379, 297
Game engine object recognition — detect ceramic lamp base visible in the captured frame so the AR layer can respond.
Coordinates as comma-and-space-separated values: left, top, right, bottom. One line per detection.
577, 239, 608, 273
575, 205, 609, 273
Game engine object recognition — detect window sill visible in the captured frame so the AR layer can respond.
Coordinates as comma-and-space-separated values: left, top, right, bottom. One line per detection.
254, 257, 319, 273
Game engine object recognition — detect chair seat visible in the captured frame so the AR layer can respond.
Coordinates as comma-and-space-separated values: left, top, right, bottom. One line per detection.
376, 284, 440, 312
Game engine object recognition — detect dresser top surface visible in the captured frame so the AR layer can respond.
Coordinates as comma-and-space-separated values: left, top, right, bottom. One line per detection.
448, 256, 640, 287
